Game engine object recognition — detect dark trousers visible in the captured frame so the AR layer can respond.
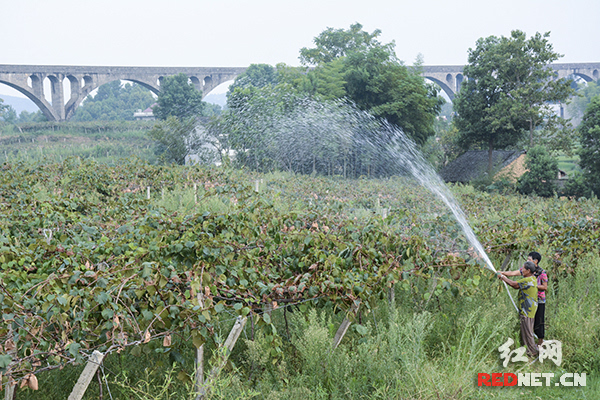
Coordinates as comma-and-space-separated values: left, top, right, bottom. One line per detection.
520, 314, 538, 356
534, 302, 545, 340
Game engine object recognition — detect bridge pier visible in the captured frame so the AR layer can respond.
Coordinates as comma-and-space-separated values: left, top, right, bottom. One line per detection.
422, 63, 599, 101
1, 63, 596, 120
0, 65, 246, 121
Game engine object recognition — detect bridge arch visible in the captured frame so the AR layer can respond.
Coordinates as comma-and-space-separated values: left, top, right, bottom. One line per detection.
0, 65, 246, 121
0, 78, 57, 120
424, 76, 455, 101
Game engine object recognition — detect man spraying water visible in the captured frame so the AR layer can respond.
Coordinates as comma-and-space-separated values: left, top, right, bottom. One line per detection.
497, 261, 539, 357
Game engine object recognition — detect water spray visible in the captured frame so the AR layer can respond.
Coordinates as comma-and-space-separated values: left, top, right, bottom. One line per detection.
224, 96, 520, 312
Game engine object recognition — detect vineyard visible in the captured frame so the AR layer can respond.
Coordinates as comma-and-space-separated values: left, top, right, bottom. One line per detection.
1, 157, 599, 399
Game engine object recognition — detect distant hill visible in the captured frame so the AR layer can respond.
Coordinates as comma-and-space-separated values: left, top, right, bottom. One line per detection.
0, 94, 38, 115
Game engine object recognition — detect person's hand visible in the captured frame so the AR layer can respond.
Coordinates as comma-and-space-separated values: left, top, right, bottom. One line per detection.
497, 272, 503, 279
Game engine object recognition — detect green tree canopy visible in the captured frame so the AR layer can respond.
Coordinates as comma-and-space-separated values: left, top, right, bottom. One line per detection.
0, 98, 17, 124
569, 81, 600, 123
453, 30, 575, 173
343, 47, 442, 145
299, 23, 383, 66
516, 145, 558, 197
148, 116, 201, 165
72, 81, 156, 121
153, 73, 205, 121
578, 95, 600, 196
297, 23, 442, 145
227, 64, 278, 95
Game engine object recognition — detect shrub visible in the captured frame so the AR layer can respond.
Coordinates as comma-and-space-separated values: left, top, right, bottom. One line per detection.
517, 145, 558, 197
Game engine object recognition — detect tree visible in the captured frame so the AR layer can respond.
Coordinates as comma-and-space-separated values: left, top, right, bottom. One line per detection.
227, 64, 278, 96
148, 116, 210, 165
0, 98, 17, 124
569, 81, 600, 124
453, 30, 575, 174
17, 110, 47, 123
343, 47, 443, 145
578, 96, 600, 196
299, 23, 383, 66
153, 73, 205, 121
299, 23, 443, 145
516, 145, 558, 197
72, 81, 155, 121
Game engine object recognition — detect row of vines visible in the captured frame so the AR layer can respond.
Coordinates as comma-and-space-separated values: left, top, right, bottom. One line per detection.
0, 157, 599, 391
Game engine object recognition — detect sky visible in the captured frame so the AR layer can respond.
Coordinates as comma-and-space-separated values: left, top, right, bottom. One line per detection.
1, 0, 599, 98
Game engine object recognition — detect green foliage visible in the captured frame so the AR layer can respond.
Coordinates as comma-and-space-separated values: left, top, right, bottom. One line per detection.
569, 81, 600, 122
343, 47, 443, 145
226, 23, 442, 149
2, 159, 600, 398
219, 91, 427, 177
562, 170, 593, 198
297, 23, 443, 146
0, 121, 155, 163
453, 30, 575, 173
0, 98, 18, 124
299, 23, 383, 66
72, 81, 156, 121
578, 96, 600, 196
227, 64, 278, 96
517, 145, 558, 196
17, 110, 47, 123
148, 116, 208, 165
153, 74, 205, 121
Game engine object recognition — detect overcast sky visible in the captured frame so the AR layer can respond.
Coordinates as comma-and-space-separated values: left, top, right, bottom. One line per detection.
1, 0, 598, 97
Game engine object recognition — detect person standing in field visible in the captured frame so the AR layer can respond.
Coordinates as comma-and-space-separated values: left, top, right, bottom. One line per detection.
498, 261, 539, 357
502, 252, 548, 346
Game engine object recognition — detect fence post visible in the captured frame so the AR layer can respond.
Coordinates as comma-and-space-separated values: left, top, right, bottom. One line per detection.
4, 326, 17, 400
197, 316, 247, 400
194, 293, 205, 395
332, 302, 360, 349
67, 351, 105, 400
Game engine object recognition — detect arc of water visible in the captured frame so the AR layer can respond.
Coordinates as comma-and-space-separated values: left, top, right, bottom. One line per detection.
401, 138, 519, 313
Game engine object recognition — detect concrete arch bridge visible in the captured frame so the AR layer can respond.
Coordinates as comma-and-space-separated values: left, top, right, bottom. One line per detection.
0, 65, 246, 121
1, 63, 599, 121
422, 62, 600, 100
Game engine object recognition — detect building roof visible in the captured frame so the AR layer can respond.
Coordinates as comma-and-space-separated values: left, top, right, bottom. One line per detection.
439, 150, 526, 183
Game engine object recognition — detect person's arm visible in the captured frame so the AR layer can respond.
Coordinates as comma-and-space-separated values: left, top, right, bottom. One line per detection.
501, 270, 521, 277
497, 273, 519, 289
538, 280, 548, 291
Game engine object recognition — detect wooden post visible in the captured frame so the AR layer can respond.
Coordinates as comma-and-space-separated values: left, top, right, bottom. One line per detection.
197, 316, 247, 400
67, 351, 105, 400
332, 302, 360, 349
194, 293, 205, 395
4, 327, 16, 400
209, 316, 247, 378
332, 319, 352, 350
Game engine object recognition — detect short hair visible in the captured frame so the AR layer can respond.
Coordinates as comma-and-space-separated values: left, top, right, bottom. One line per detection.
523, 261, 537, 273
528, 251, 542, 264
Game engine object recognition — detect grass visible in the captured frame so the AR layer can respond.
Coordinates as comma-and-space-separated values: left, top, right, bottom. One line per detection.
0, 123, 156, 164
